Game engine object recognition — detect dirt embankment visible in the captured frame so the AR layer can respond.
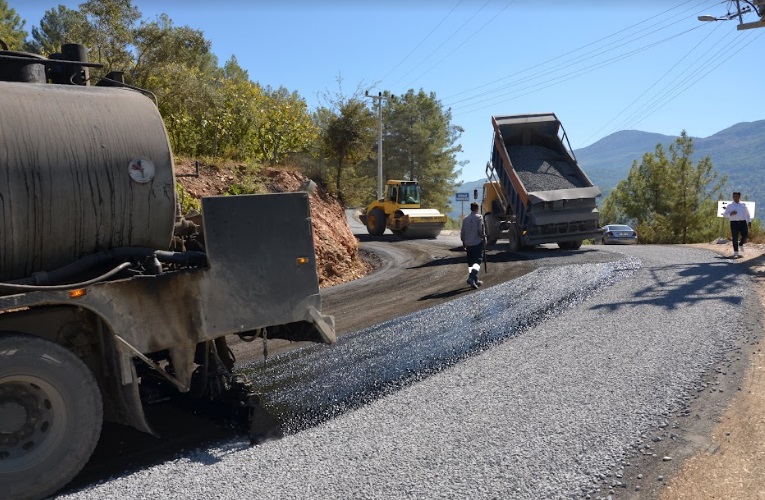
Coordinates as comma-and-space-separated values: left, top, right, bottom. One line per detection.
175, 159, 367, 288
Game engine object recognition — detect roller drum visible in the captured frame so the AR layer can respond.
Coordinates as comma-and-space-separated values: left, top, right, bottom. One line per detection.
0, 82, 176, 282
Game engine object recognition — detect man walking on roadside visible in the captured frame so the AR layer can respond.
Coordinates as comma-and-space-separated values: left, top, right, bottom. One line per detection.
723, 191, 752, 259
460, 201, 486, 289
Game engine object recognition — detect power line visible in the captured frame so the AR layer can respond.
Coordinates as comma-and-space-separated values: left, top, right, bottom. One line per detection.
442, 0, 710, 104
398, 0, 517, 92
580, 28, 760, 153
614, 30, 753, 133
378, 0, 464, 87
581, 20, 729, 144
387, 0, 493, 90
450, 23, 708, 115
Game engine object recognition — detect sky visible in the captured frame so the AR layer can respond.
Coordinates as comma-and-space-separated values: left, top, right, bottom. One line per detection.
11, 0, 765, 184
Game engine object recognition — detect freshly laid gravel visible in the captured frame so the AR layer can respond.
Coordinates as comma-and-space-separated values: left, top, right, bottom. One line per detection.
59, 245, 756, 499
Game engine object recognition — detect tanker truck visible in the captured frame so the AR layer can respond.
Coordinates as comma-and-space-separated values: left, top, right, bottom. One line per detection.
0, 44, 336, 500
482, 113, 602, 250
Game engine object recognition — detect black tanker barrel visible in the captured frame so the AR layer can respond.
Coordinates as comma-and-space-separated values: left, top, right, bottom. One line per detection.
0, 81, 176, 282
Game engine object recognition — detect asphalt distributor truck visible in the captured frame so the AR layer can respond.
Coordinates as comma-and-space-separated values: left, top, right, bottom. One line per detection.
0, 43, 335, 499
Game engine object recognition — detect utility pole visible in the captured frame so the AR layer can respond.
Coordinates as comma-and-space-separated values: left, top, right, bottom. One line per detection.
366, 90, 388, 199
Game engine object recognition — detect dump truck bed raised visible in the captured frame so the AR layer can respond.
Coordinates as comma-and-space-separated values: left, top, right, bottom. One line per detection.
486, 113, 602, 248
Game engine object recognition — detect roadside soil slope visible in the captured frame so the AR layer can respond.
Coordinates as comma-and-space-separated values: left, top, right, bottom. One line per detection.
176, 159, 368, 288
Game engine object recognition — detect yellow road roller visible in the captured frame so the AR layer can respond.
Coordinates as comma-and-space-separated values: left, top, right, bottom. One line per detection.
359, 180, 447, 239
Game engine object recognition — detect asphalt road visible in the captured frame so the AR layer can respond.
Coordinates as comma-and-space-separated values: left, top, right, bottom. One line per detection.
57, 232, 761, 499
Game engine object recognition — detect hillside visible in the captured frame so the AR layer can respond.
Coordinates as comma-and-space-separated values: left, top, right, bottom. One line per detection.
576, 120, 765, 203
174, 159, 367, 288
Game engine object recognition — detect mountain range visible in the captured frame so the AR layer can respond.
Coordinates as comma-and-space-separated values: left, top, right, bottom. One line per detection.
451, 119, 765, 220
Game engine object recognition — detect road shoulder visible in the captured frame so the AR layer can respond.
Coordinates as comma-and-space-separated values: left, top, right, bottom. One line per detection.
657, 243, 765, 499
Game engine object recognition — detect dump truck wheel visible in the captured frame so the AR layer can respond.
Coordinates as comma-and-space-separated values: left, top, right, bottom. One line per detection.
507, 226, 520, 252
483, 214, 498, 245
558, 241, 582, 250
0, 333, 103, 500
367, 208, 386, 236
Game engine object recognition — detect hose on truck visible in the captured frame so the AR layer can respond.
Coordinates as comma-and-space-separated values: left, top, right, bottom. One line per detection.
0, 247, 208, 291
0, 262, 133, 291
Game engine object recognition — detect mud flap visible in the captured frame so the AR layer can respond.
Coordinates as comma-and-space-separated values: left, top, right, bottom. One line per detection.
225, 376, 283, 445
249, 398, 284, 445
308, 306, 336, 343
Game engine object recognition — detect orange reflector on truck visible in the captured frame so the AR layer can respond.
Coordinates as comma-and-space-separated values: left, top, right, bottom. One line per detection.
296, 257, 309, 265
68, 288, 86, 298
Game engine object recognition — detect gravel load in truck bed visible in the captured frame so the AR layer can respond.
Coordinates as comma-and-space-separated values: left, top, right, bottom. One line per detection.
507, 144, 587, 192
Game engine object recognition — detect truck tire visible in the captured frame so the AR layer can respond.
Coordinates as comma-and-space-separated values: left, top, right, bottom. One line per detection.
367, 208, 386, 236
483, 214, 498, 245
507, 226, 520, 252
0, 333, 103, 500
558, 240, 582, 250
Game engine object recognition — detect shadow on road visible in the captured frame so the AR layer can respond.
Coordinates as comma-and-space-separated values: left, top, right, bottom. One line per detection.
407, 245, 598, 270
418, 286, 473, 301
355, 233, 441, 244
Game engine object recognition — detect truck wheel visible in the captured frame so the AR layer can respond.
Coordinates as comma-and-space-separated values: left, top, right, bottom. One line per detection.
483, 214, 498, 245
558, 241, 582, 250
366, 208, 386, 236
507, 226, 521, 252
0, 333, 103, 500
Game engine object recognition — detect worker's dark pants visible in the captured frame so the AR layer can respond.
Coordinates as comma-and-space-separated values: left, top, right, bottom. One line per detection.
731, 220, 749, 251
466, 244, 483, 270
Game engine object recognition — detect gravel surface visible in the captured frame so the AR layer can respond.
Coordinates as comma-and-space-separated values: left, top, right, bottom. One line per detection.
58, 245, 757, 499
508, 144, 587, 191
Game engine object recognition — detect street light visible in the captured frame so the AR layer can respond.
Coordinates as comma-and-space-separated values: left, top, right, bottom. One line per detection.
697, 1, 765, 29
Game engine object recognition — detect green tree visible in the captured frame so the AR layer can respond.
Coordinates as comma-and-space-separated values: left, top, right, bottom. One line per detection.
131, 14, 218, 156
597, 191, 622, 226
223, 55, 249, 83
152, 64, 220, 156
601, 131, 726, 243
79, 0, 141, 74
0, 0, 27, 50
25, 6, 87, 55
131, 14, 212, 87
381, 89, 462, 213
251, 86, 317, 165
319, 98, 377, 204
668, 132, 723, 243
215, 76, 263, 159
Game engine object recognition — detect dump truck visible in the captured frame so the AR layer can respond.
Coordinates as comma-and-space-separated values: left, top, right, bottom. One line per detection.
0, 44, 335, 500
482, 113, 602, 250
359, 180, 447, 239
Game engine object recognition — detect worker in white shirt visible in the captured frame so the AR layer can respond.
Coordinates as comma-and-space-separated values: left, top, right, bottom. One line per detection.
722, 191, 752, 258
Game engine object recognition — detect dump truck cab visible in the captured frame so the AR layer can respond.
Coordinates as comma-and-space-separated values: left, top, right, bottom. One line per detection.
360, 180, 447, 239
